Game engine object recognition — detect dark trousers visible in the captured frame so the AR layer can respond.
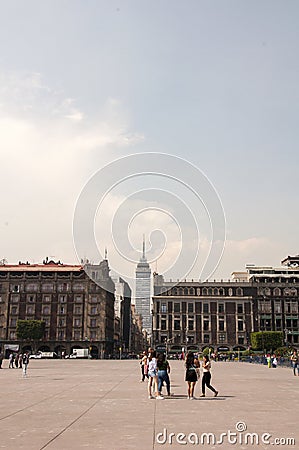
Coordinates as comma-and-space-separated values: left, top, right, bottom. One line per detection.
141, 365, 148, 381
202, 372, 216, 395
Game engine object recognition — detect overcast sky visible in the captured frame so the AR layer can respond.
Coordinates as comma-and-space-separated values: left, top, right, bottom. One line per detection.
0, 1, 298, 283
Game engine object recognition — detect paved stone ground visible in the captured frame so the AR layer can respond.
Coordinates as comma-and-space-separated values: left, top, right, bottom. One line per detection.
0, 359, 297, 450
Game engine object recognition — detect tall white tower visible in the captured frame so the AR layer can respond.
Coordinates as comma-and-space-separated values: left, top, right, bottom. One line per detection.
135, 236, 152, 335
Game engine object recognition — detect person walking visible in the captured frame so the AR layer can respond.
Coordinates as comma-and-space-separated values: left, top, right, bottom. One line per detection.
22, 352, 29, 377
290, 349, 299, 376
157, 353, 171, 396
185, 351, 200, 400
9, 353, 14, 368
147, 349, 164, 400
140, 351, 148, 382
0, 351, 3, 369
18, 353, 23, 369
200, 355, 218, 397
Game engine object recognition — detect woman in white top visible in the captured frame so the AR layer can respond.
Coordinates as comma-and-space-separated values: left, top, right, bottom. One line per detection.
200, 355, 218, 397
147, 350, 164, 400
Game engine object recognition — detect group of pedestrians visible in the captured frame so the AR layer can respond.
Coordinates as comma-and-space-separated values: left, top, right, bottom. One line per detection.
139, 349, 218, 400
3, 352, 30, 377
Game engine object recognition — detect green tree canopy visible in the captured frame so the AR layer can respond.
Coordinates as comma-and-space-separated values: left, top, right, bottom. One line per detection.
16, 320, 45, 341
250, 331, 283, 352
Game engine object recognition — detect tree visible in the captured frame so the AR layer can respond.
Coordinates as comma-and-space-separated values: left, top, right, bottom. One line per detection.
250, 331, 283, 352
16, 320, 45, 351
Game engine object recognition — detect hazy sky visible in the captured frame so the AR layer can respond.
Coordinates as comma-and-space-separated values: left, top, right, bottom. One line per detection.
0, 1, 298, 282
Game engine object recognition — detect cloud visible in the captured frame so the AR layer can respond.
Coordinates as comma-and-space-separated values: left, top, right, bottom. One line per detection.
0, 70, 144, 264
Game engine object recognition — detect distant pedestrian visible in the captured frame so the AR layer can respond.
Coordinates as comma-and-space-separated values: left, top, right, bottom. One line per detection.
267, 354, 271, 368
200, 355, 218, 397
18, 353, 23, 369
147, 349, 164, 400
185, 351, 200, 399
9, 353, 14, 368
272, 355, 277, 368
22, 352, 29, 377
140, 351, 148, 382
0, 351, 3, 369
157, 353, 171, 396
290, 349, 299, 376
15, 353, 19, 368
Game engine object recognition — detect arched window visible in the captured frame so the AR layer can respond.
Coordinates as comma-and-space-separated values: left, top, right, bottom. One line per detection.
236, 287, 243, 296
202, 288, 208, 296
219, 288, 225, 296
184, 288, 189, 296
228, 288, 233, 297
196, 288, 201, 296
190, 288, 195, 295
213, 288, 219, 296
208, 287, 213, 296
273, 288, 281, 297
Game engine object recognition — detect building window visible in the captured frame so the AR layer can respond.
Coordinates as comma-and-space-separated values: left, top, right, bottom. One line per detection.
174, 319, 180, 330
26, 305, 34, 315
203, 303, 209, 314
58, 283, 69, 292
161, 319, 167, 331
204, 334, 210, 344
59, 295, 67, 303
58, 318, 65, 327
174, 303, 180, 313
187, 335, 194, 344
273, 288, 281, 296
74, 306, 82, 314
73, 283, 84, 292
26, 283, 38, 292
275, 318, 282, 329
43, 295, 51, 302
237, 304, 243, 314
44, 318, 50, 326
218, 303, 224, 313
190, 288, 195, 295
90, 330, 96, 339
188, 319, 194, 331
203, 319, 209, 331
75, 295, 83, 303
59, 306, 66, 314
228, 288, 233, 297
218, 318, 225, 331
91, 296, 98, 303
90, 306, 97, 314
74, 318, 81, 327
58, 330, 65, 340
218, 334, 226, 343
238, 320, 244, 332
10, 318, 17, 327
274, 301, 281, 313
11, 285, 20, 293
90, 319, 96, 327
42, 306, 50, 315
42, 284, 54, 292
236, 287, 243, 296
11, 306, 18, 314
202, 288, 208, 296
188, 303, 194, 313
238, 336, 245, 345
74, 331, 81, 340
161, 303, 167, 313
219, 288, 225, 296
10, 331, 16, 339
11, 295, 19, 303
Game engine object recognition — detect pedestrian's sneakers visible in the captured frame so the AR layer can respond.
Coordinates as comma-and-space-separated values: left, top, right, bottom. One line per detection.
200, 394, 205, 397
148, 395, 154, 399
156, 395, 165, 400
189, 396, 194, 400
214, 391, 218, 397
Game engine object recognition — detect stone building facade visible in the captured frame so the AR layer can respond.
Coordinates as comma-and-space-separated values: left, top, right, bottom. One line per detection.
152, 256, 299, 353
0, 260, 115, 358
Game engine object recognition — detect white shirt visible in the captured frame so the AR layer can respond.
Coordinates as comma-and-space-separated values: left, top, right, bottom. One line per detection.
148, 357, 157, 373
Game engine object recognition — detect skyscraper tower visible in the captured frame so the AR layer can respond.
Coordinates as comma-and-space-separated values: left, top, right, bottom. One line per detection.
135, 236, 152, 336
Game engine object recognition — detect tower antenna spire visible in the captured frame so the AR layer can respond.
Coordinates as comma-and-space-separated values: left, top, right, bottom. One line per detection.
142, 234, 145, 259
104, 247, 108, 260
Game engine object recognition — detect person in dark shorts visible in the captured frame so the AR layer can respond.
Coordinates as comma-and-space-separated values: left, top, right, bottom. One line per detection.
200, 355, 218, 397
185, 351, 200, 399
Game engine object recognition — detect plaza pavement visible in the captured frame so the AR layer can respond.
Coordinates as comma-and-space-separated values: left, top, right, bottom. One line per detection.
0, 359, 298, 450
